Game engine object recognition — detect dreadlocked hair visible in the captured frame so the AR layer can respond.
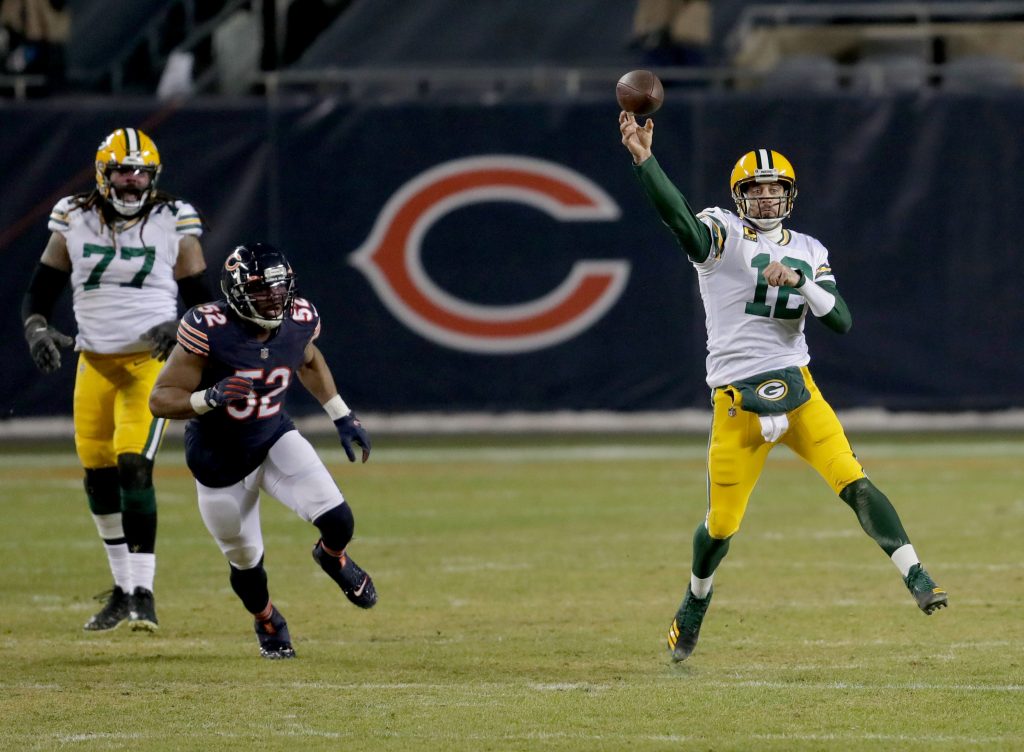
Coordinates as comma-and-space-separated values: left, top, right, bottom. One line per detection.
76, 184, 204, 223
71, 189, 207, 246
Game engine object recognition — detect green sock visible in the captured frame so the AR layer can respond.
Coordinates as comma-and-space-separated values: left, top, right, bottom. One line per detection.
121, 486, 157, 553
691, 522, 731, 579
839, 478, 910, 557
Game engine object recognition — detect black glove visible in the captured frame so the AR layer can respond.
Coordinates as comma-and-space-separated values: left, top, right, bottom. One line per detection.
334, 412, 371, 463
202, 375, 255, 409
142, 319, 179, 361
24, 314, 74, 374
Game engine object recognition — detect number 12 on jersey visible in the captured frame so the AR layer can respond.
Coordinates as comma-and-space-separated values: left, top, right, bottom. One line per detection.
745, 253, 812, 320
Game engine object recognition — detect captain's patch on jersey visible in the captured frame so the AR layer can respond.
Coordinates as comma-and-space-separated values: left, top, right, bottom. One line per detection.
742, 226, 758, 242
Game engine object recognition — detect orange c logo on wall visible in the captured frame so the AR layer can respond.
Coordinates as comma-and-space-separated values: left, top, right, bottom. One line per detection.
348, 155, 628, 353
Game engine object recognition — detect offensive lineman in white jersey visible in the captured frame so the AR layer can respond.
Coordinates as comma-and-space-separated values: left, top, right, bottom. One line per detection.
618, 111, 947, 662
21, 127, 211, 633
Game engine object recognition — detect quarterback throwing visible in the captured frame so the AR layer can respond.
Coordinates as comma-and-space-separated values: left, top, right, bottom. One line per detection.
618, 111, 947, 663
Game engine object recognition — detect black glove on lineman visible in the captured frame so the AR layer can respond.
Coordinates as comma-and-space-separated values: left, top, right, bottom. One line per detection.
23, 314, 74, 374
334, 412, 371, 463
203, 375, 255, 409
142, 319, 180, 361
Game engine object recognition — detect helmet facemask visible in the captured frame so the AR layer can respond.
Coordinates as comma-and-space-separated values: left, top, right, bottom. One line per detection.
733, 177, 796, 231
222, 245, 297, 330
101, 164, 159, 216
729, 149, 798, 231
233, 275, 296, 330
94, 128, 162, 217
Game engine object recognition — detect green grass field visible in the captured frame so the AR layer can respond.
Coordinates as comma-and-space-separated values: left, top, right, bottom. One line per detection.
1, 433, 1022, 751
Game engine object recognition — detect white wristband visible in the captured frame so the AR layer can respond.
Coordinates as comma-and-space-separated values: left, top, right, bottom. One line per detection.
796, 274, 836, 317
190, 390, 214, 415
323, 394, 351, 421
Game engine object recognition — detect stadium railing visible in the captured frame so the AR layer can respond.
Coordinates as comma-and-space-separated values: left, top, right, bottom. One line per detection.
0, 73, 48, 99
253, 59, 1024, 102
725, 1, 1024, 74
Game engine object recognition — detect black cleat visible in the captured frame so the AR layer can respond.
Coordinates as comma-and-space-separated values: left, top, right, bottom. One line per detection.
129, 587, 159, 632
312, 539, 377, 608
255, 606, 296, 659
83, 586, 133, 632
904, 564, 948, 615
667, 586, 713, 662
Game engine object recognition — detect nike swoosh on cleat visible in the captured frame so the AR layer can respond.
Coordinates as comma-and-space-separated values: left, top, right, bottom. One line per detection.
353, 576, 369, 597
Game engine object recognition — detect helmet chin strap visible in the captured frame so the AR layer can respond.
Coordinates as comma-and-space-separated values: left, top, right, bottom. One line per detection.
255, 317, 283, 330
226, 298, 283, 330
109, 188, 149, 217
748, 217, 785, 243
243, 310, 284, 331
748, 216, 783, 231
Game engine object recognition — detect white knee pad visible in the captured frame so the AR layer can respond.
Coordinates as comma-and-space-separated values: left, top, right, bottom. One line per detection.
196, 480, 264, 569
199, 493, 245, 541
224, 544, 264, 570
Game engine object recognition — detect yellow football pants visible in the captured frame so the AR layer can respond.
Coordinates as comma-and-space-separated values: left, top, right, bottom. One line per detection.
73, 351, 167, 469
705, 366, 865, 539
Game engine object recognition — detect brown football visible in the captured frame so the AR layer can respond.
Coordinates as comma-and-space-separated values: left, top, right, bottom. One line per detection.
616, 69, 664, 116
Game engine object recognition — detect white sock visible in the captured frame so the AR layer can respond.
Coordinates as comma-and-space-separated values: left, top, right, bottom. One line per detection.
690, 573, 714, 599
92, 513, 132, 591
103, 542, 133, 592
129, 552, 156, 593
890, 543, 919, 578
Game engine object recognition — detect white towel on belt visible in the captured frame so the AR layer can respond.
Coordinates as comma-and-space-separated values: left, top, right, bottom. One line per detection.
759, 414, 790, 443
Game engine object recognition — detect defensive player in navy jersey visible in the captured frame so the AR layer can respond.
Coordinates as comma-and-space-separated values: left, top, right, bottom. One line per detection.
149, 242, 375, 659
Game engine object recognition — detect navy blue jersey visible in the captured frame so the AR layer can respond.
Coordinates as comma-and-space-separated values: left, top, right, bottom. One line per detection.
176, 297, 322, 487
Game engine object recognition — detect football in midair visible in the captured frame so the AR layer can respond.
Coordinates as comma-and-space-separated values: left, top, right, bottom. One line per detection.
616, 69, 664, 116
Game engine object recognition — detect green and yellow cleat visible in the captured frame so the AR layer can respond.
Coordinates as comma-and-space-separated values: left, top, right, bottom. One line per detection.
667, 586, 713, 662
904, 564, 948, 615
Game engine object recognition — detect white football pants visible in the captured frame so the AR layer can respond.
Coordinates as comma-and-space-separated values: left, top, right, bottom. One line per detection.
195, 430, 346, 569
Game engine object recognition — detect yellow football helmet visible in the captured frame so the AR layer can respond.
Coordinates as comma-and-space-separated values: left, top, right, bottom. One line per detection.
94, 128, 162, 216
729, 148, 797, 228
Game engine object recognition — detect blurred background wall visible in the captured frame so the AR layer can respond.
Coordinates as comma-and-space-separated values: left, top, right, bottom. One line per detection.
3, 0, 1023, 424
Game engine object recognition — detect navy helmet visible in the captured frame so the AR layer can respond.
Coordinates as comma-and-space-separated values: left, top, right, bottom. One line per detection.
220, 242, 296, 330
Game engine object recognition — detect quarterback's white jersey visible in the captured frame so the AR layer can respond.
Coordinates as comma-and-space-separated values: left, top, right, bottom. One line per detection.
48, 197, 203, 354
693, 207, 835, 387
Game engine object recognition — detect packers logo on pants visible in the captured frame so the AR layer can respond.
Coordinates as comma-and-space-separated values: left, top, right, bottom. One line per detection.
755, 379, 788, 401
706, 366, 865, 539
